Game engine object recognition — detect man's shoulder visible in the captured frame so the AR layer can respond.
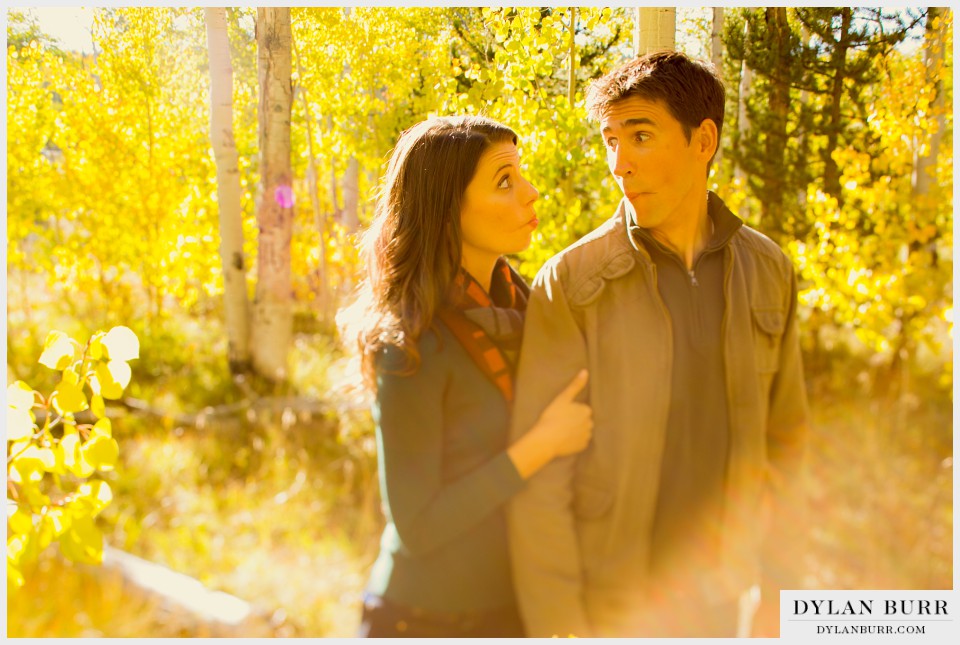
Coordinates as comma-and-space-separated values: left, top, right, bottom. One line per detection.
732, 224, 794, 273
535, 206, 636, 301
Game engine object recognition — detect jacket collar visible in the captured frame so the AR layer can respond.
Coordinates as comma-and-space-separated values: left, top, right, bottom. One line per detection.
624, 191, 743, 259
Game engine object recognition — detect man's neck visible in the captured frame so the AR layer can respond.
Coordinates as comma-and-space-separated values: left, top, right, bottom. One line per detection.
648, 198, 712, 270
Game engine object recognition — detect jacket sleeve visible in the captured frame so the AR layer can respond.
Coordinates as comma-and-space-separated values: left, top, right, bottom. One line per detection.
507, 260, 593, 638
761, 260, 811, 593
374, 335, 525, 558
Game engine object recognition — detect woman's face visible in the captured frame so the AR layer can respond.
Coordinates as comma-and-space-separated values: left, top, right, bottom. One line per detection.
460, 141, 540, 265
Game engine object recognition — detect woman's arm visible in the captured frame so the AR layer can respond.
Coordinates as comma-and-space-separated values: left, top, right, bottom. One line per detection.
507, 369, 591, 479
374, 338, 525, 558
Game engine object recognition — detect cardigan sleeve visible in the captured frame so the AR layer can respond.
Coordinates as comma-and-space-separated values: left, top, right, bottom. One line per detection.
373, 334, 525, 558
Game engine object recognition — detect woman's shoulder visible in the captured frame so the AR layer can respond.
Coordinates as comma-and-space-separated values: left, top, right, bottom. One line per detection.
375, 324, 449, 374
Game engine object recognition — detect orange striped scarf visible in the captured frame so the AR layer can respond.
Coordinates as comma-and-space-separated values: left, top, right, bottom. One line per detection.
437, 258, 529, 403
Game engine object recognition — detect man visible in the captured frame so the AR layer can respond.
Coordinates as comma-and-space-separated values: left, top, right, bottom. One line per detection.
508, 51, 809, 638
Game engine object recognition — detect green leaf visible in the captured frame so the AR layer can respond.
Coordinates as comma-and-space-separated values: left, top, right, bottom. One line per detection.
51, 379, 88, 415
6, 407, 35, 442
39, 330, 75, 370
80, 435, 119, 472
7, 381, 35, 410
102, 326, 139, 361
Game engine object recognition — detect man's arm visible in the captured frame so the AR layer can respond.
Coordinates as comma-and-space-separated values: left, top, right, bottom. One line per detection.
508, 259, 593, 638
756, 261, 811, 635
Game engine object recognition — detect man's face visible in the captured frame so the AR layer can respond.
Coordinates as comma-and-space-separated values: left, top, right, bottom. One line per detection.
599, 96, 712, 233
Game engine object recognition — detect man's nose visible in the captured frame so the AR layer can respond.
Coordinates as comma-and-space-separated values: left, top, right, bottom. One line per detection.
611, 147, 634, 177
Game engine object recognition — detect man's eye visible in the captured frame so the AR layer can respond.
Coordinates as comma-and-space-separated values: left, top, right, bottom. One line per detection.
605, 137, 618, 149
634, 132, 650, 143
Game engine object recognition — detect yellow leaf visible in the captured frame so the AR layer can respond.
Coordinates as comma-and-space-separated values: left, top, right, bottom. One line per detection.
95, 363, 124, 400
9, 507, 34, 535
7, 534, 28, 563
12, 446, 46, 483
39, 330, 75, 370
77, 480, 113, 516
90, 393, 106, 418
8, 563, 25, 588
81, 435, 119, 472
89, 332, 105, 360
46, 507, 71, 536
60, 433, 80, 468
59, 514, 103, 565
6, 407, 35, 442
106, 360, 132, 389
62, 367, 80, 386
102, 326, 139, 361
7, 381, 35, 411
51, 379, 88, 415
92, 417, 112, 438
37, 446, 56, 471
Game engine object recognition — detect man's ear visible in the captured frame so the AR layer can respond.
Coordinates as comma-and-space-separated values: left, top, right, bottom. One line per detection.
696, 118, 719, 161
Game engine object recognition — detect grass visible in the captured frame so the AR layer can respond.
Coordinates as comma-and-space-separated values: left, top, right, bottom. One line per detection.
6, 327, 953, 637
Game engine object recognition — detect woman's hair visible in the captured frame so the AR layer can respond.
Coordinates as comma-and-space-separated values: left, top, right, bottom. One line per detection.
338, 115, 518, 389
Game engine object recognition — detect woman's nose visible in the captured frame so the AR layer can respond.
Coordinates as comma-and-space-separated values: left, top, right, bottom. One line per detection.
523, 178, 539, 204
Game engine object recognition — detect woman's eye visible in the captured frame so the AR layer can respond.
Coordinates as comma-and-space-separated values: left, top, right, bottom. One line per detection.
498, 175, 511, 189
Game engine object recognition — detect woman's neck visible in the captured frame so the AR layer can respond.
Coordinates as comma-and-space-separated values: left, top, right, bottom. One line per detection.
461, 249, 497, 293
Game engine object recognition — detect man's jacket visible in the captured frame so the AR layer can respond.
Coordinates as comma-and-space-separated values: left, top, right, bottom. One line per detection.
508, 193, 809, 637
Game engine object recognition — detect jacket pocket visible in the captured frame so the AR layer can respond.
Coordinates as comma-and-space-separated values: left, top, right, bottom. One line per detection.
573, 473, 614, 520
752, 307, 784, 374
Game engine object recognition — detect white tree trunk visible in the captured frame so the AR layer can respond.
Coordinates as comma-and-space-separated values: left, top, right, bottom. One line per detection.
342, 156, 360, 233
292, 35, 330, 320
734, 19, 753, 185
913, 7, 949, 198
634, 7, 676, 56
204, 7, 251, 372
251, 8, 294, 382
797, 21, 811, 210
711, 7, 725, 167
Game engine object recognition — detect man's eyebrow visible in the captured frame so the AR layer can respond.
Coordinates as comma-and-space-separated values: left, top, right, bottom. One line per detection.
602, 117, 656, 133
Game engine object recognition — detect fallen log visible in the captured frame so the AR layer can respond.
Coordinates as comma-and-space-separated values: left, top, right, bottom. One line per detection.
93, 545, 299, 637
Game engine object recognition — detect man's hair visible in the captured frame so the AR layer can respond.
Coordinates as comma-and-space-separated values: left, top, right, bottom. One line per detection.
586, 51, 725, 153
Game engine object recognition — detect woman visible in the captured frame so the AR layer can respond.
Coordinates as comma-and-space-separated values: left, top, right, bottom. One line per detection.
341, 115, 592, 638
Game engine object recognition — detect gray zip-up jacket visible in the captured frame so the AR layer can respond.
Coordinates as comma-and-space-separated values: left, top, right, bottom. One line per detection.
508, 193, 809, 637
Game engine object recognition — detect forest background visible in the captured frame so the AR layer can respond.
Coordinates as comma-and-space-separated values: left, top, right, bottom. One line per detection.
5, 5, 954, 638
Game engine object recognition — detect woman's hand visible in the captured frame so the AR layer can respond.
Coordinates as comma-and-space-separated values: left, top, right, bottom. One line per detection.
533, 369, 593, 458
508, 370, 593, 479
